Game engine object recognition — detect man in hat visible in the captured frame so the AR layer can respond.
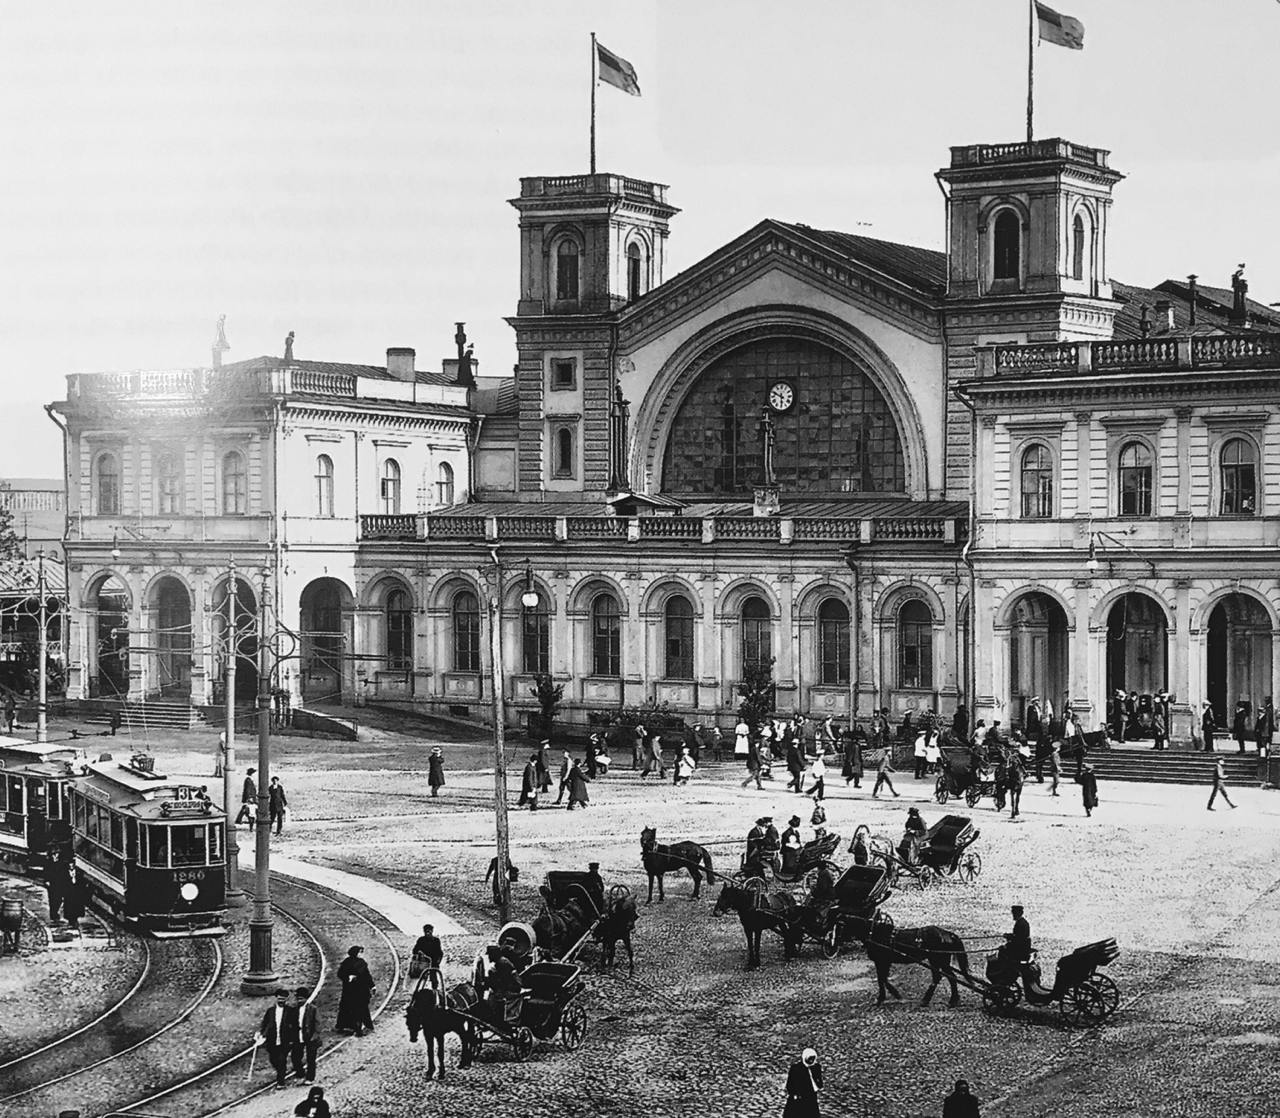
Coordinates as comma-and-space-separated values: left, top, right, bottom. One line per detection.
1201, 701, 1217, 752
1257, 697, 1275, 756
1207, 756, 1237, 811
412, 923, 444, 973
745, 816, 770, 875
236, 767, 257, 826
1025, 697, 1042, 747
1233, 700, 1252, 754
565, 757, 591, 809
942, 1079, 981, 1118
1004, 904, 1032, 967
1110, 690, 1126, 743
518, 754, 539, 810
780, 815, 803, 875
554, 749, 572, 804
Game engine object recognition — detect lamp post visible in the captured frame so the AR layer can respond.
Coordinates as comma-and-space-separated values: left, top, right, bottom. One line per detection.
241, 569, 278, 994
35, 550, 47, 744
223, 561, 241, 900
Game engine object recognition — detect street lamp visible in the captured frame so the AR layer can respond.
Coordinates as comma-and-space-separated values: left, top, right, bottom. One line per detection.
110, 530, 121, 562
520, 563, 540, 610
222, 561, 242, 900
1087, 531, 1156, 577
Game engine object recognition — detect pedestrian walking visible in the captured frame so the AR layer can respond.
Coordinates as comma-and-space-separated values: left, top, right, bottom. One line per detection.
335, 946, 375, 1036
786, 736, 805, 793
1207, 757, 1237, 811
215, 729, 226, 777
292, 986, 321, 1085
1048, 742, 1062, 796
675, 745, 696, 785
841, 727, 862, 788
1257, 697, 1275, 757
1233, 700, 1252, 754
741, 734, 764, 790
943, 1078, 981, 1118
555, 750, 572, 804
294, 1086, 331, 1118
235, 767, 257, 826
565, 757, 591, 809
108, 706, 122, 736
268, 776, 288, 835
428, 747, 446, 797
4, 695, 15, 734
807, 749, 826, 800
255, 988, 299, 1089
641, 732, 666, 779
1076, 762, 1099, 817
782, 1046, 823, 1118
585, 733, 602, 779
518, 754, 539, 810
536, 740, 552, 793
872, 749, 899, 798
632, 723, 647, 770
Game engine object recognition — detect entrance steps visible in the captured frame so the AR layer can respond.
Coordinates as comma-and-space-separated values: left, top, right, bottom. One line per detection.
78, 698, 207, 733
1087, 747, 1260, 786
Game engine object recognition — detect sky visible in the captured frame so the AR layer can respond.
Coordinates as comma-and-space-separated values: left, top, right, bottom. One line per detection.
2, 0, 1278, 477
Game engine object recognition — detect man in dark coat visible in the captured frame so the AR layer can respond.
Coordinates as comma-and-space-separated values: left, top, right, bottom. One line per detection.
782, 1047, 823, 1118
1025, 698, 1042, 745
554, 750, 572, 804
841, 727, 862, 788
1110, 690, 1126, 742
1257, 698, 1275, 755
780, 815, 803, 875
293, 986, 321, 1084
1233, 700, 1252, 754
4, 695, 15, 733
942, 1079, 981, 1118
785, 738, 805, 793
236, 767, 257, 826
335, 946, 374, 1036
1201, 702, 1216, 752
427, 748, 445, 797
256, 988, 300, 1087
951, 703, 969, 741
1004, 904, 1032, 965
565, 758, 590, 809
1077, 762, 1099, 817
518, 755, 539, 810
413, 923, 444, 972
535, 741, 552, 793
269, 776, 288, 835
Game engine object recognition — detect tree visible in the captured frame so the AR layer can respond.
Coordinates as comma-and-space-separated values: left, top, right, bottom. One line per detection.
736, 658, 776, 735
0, 488, 23, 565
530, 672, 565, 739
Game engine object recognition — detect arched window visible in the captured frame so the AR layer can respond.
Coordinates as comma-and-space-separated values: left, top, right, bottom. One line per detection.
452, 590, 481, 672
664, 595, 694, 680
555, 239, 580, 303
741, 596, 772, 675
898, 599, 933, 690
1118, 441, 1153, 517
627, 241, 644, 301
553, 427, 575, 479
1020, 444, 1054, 518
521, 597, 549, 674
221, 451, 247, 516
436, 462, 455, 507
817, 598, 850, 685
385, 588, 412, 671
155, 451, 182, 515
380, 458, 401, 514
96, 452, 120, 516
315, 454, 334, 518
1220, 437, 1257, 516
591, 593, 621, 676
1072, 214, 1086, 282
993, 210, 1020, 282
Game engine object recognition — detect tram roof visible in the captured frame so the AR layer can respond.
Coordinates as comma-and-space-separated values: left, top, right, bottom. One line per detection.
0, 739, 89, 768
77, 758, 224, 822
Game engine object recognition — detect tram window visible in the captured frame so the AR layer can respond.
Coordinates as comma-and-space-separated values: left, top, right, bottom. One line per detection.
27, 779, 47, 814
147, 825, 169, 868
72, 796, 84, 830
86, 805, 100, 841
170, 824, 207, 867
47, 784, 62, 819
5, 775, 21, 812
110, 815, 124, 853
0, 777, 8, 811
209, 823, 223, 861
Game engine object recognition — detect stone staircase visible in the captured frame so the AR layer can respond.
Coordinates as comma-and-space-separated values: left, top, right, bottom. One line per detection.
79, 698, 207, 733
1086, 747, 1261, 786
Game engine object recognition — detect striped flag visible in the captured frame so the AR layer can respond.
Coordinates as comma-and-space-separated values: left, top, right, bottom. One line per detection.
1035, 2, 1085, 50
596, 41, 641, 96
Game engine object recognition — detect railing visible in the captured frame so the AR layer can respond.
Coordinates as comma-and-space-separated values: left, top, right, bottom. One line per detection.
500, 517, 556, 539
994, 343, 1077, 372
292, 369, 357, 396
359, 514, 418, 541
986, 333, 1280, 379
428, 516, 485, 539
716, 517, 781, 540
1192, 335, 1280, 368
638, 517, 700, 539
1093, 339, 1177, 368
874, 518, 947, 541
141, 370, 201, 395
793, 518, 860, 541
952, 139, 1107, 168
566, 517, 626, 538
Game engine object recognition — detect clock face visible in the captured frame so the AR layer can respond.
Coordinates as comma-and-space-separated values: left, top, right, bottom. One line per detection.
768, 381, 794, 412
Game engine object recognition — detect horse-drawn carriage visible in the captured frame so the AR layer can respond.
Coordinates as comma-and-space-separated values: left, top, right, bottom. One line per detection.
741, 830, 842, 893
816, 863, 895, 958
536, 868, 637, 970
867, 815, 983, 889
979, 937, 1121, 1026
934, 748, 1002, 808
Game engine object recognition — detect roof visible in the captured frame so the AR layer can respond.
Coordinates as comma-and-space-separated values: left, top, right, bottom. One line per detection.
1111, 279, 1280, 340
472, 379, 517, 416
0, 557, 67, 597
775, 223, 948, 297
0, 479, 61, 491
0, 739, 86, 768
220, 355, 458, 388
432, 497, 966, 520
80, 758, 223, 820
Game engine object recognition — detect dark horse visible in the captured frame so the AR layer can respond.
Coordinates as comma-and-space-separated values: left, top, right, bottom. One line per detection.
845, 913, 972, 1007
405, 972, 478, 1078
712, 878, 803, 969
533, 889, 640, 972
640, 826, 716, 902
1002, 757, 1025, 819
594, 890, 638, 971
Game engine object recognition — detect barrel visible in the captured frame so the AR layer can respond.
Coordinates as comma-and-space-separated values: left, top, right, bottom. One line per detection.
1, 898, 23, 931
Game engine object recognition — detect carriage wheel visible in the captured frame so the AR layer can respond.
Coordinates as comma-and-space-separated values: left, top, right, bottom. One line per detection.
1085, 974, 1120, 1018
608, 884, 631, 903
821, 924, 840, 959
511, 1026, 535, 1061
981, 985, 1020, 1016
934, 777, 949, 804
914, 865, 935, 890
964, 786, 981, 807
1060, 984, 1106, 1027
957, 851, 982, 883
560, 1003, 587, 1050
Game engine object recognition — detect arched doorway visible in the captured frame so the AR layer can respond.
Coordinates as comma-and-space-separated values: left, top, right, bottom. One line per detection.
213, 577, 258, 701
91, 574, 130, 697
300, 579, 352, 702
1008, 592, 1069, 728
149, 577, 192, 697
1106, 592, 1167, 698
1206, 593, 1272, 729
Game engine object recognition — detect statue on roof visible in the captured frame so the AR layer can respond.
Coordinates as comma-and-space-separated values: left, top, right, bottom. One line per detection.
284, 331, 295, 362
760, 406, 777, 487
1232, 264, 1248, 322
454, 321, 476, 388
211, 314, 230, 368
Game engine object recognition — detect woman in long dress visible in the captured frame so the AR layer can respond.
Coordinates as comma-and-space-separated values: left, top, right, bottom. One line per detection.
336, 945, 375, 1035
427, 748, 445, 797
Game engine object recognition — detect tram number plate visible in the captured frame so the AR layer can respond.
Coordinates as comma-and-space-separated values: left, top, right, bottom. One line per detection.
175, 870, 206, 883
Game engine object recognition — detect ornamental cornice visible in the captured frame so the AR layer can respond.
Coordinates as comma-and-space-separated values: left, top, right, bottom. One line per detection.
282, 406, 470, 434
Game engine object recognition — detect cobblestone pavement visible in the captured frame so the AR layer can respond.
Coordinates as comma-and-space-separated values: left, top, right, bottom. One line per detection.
48, 718, 1280, 1118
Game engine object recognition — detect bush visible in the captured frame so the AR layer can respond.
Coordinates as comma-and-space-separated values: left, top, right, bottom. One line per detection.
736, 659, 776, 734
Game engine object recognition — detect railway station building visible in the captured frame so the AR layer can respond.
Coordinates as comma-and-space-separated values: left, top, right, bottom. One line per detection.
48, 137, 1280, 743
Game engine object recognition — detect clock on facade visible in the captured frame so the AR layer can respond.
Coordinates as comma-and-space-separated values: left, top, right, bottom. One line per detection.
767, 381, 794, 412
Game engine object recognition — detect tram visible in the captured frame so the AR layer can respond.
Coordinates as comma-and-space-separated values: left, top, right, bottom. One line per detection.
68, 755, 227, 937
0, 737, 88, 874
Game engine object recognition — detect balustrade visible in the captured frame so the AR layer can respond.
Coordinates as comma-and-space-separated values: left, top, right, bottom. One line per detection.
716, 517, 781, 540
292, 369, 357, 396
1094, 339, 1177, 368
637, 517, 700, 539
499, 517, 556, 540
994, 342, 1077, 372
428, 516, 485, 539
874, 518, 946, 541
1192, 335, 1280, 368
359, 514, 418, 541
566, 517, 626, 538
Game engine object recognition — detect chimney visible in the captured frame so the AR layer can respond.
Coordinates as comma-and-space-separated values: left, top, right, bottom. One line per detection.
1138, 305, 1151, 338
1187, 274, 1198, 325
386, 347, 416, 381
1153, 300, 1175, 331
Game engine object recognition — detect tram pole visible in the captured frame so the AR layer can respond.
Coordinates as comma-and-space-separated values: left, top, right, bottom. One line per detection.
487, 548, 512, 926
223, 561, 241, 900
241, 570, 277, 994
36, 550, 47, 744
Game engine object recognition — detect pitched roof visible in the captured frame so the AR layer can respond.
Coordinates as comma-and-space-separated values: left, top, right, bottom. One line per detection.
433, 497, 966, 520
774, 223, 948, 297
0, 557, 67, 596
472, 379, 517, 416
1111, 280, 1280, 340
221, 355, 457, 387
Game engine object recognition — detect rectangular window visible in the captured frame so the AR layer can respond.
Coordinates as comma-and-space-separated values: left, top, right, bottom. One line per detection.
592, 616, 621, 677
169, 824, 207, 867
209, 823, 223, 861
147, 825, 169, 868
819, 619, 850, 685
899, 623, 933, 689
110, 815, 124, 853
522, 610, 549, 675
1119, 467, 1152, 516
664, 620, 694, 680
1222, 463, 1257, 516
551, 360, 577, 390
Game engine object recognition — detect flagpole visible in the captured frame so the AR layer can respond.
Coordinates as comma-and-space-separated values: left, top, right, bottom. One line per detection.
1026, 0, 1035, 142
590, 32, 597, 174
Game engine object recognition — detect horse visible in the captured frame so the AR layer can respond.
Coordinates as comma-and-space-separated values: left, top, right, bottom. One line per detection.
640, 826, 716, 902
533, 896, 596, 959
405, 973, 479, 1078
711, 878, 803, 969
593, 890, 638, 972
844, 913, 972, 1007
1002, 758, 1025, 819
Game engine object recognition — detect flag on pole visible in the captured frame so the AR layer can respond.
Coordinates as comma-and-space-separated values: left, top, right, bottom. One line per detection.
596, 41, 642, 96
1035, 2, 1085, 50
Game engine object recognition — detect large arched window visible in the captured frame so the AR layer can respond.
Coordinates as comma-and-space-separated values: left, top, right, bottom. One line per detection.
1020, 444, 1054, 519
1072, 214, 1086, 282
96, 452, 120, 516
222, 451, 247, 516
993, 210, 1020, 282
817, 598, 850, 685
1118, 441, 1153, 517
1220, 438, 1257, 516
521, 597, 549, 674
436, 462, 455, 507
385, 588, 412, 671
452, 590, 481, 672
741, 596, 772, 675
591, 593, 621, 677
898, 599, 933, 690
380, 458, 401, 514
315, 454, 334, 517
664, 595, 695, 680
555, 239, 580, 303
155, 451, 182, 515
627, 241, 644, 301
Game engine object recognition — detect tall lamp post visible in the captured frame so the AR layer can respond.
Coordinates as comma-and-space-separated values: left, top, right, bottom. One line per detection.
241, 570, 278, 994
36, 550, 48, 744
222, 561, 241, 900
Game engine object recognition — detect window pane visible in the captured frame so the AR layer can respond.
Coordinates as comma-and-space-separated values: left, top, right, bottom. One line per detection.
169, 824, 207, 867
315, 455, 334, 517
898, 600, 933, 689
522, 604, 549, 674
147, 824, 169, 867
556, 241, 579, 301
591, 594, 621, 676
453, 591, 480, 672
222, 452, 247, 515
98, 454, 120, 515
664, 596, 694, 680
1220, 440, 1257, 516
436, 462, 454, 507
741, 596, 772, 674
386, 589, 413, 671
994, 211, 1020, 280
817, 599, 850, 685
1020, 445, 1053, 518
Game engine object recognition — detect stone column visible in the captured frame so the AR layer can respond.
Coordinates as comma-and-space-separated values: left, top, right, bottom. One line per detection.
777, 575, 797, 712
697, 576, 719, 717
189, 571, 211, 706
621, 574, 644, 707
1169, 579, 1193, 747
971, 579, 998, 727
1069, 579, 1093, 724
1074, 412, 1093, 518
